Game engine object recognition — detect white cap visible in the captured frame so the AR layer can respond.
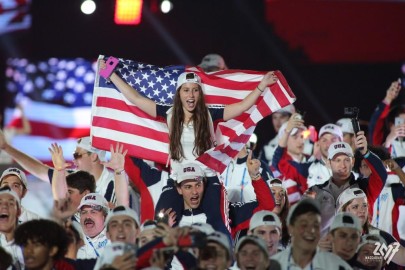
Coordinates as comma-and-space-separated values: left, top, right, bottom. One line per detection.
235, 235, 268, 258
330, 212, 362, 233
1, 168, 28, 189
76, 136, 107, 162
140, 220, 157, 232
199, 54, 227, 71
176, 72, 203, 90
78, 193, 109, 211
278, 122, 307, 137
207, 231, 231, 257
358, 234, 387, 252
275, 104, 296, 115
336, 118, 355, 134
105, 205, 140, 227
327, 142, 353, 160
175, 163, 205, 184
0, 186, 20, 206
268, 178, 284, 189
190, 223, 215, 235
336, 187, 366, 213
319, 124, 343, 141
249, 133, 258, 145
249, 210, 282, 231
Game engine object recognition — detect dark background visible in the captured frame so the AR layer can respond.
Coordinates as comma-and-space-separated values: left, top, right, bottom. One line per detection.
0, 0, 404, 151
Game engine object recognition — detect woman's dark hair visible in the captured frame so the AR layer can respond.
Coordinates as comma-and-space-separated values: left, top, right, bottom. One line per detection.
170, 84, 212, 161
14, 219, 69, 260
279, 194, 290, 247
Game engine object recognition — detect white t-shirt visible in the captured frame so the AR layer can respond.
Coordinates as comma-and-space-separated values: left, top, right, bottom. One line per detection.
18, 206, 41, 224
271, 247, 352, 270
0, 233, 24, 270
170, 122, 216, 180
96, 167, 116, 204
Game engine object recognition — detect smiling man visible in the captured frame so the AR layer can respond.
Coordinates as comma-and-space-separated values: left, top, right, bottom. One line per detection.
0, 186, 23, 268
0, 167, 41, 224
272, 199, 352, 270
248, 210, 282, 257
93, 205, 140, 270
77, 192, 110, 259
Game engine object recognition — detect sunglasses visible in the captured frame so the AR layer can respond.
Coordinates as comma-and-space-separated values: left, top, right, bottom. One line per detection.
73, 152, 90, 160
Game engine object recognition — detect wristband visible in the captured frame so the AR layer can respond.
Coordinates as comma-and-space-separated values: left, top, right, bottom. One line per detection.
363, 150, 370, 158
250, 173, 261, 180
256, 86, 264, 92
115, 168, 125, 175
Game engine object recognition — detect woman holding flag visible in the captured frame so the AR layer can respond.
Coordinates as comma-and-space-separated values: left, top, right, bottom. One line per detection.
99, 59, 278, 178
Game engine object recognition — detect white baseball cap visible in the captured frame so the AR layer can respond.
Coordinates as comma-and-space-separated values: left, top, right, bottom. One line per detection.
319, 123, 343, 141
249, 210, 282, 231
235, 235, 269, 258
336, 187, 366, 213
0, 186, 21, 206
207, 231, 232, 257
327, 142, 353, 160
76, 136, 107, 162
78, 192, 109, 211
105, 205, 140, 227
199, 54, 227, 71
190, 222, 215, 235
275, 104, 296, 115
330, 212, 362, 233
176, 72, 203, 90
1, 167, 28, 189
336, 118, 355, 134
175, 163, 205, 184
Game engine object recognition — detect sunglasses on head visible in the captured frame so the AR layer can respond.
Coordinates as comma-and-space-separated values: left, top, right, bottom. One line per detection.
73, 152, 90, 160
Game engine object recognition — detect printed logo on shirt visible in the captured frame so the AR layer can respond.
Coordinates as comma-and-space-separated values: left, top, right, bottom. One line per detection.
366, 242, 400, 265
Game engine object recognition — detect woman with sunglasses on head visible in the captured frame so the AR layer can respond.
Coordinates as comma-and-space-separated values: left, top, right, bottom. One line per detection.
337, 187, 405, 269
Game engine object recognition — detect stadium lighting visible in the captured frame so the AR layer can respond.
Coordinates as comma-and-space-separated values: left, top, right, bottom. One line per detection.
81, 0, 96, 15
160, 0, 173, 14
114, 0, 143, 25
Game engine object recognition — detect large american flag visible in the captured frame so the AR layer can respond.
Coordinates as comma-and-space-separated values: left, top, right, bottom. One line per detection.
4, 58, 95, 162
91, 56, 296, 173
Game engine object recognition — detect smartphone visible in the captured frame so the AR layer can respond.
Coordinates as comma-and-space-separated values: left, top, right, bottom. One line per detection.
123, 243, 137, 255
395, 117, 404, 126
155, 212, 169, 225
100, 56, 119, 80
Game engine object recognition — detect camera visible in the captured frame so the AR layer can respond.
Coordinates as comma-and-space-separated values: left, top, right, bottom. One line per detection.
123, 243, 137, 254
344, 107, 361, 135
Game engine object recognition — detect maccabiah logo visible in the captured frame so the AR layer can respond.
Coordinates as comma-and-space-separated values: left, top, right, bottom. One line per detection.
372, 242, 400, 264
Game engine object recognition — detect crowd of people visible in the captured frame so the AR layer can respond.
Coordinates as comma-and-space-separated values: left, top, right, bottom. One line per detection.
0, 54, 404, 270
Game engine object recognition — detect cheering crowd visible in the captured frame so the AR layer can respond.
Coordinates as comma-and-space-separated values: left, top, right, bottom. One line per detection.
0, 54, 405, 270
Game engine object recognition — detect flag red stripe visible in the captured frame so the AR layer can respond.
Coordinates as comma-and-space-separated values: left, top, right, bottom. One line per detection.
92, 136, 168, 164
8, 118, 90, 139
96, 96, 159, 120
92, 116, 169, 143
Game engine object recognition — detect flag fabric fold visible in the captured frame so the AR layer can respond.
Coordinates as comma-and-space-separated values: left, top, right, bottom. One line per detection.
91, 56, 296, 173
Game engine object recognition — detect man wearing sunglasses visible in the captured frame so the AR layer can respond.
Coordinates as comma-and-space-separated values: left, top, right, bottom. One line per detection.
0, 132, 117, 205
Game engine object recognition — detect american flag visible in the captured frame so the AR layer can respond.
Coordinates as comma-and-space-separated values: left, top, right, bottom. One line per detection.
91, 56, 296, 173
0, 0, 31, 35
4, 57, 95, 162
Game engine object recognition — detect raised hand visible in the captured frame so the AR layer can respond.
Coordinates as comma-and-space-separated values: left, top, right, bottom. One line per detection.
257, 71, 279, 92
102, 142, 128, 172
354, 131, 368, 155
247, 150, 261, 180
384, 79, 402, 104
48, 143, 71, 171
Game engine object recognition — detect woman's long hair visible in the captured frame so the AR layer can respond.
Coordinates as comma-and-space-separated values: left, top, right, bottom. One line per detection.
169, 85, 212, 161
279, 194, 291, 247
